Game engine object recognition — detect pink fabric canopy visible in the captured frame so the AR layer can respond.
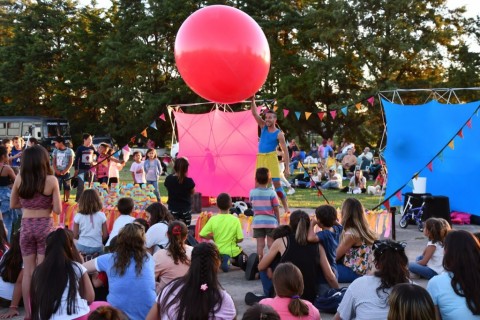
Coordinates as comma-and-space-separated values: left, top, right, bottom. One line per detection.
174, 109, 258, 198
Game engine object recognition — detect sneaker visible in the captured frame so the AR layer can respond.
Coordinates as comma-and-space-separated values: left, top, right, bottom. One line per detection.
287, 187, 295, 195
245, 253, 259, 280
221, 254, 231, 273
245, 292, 264, 306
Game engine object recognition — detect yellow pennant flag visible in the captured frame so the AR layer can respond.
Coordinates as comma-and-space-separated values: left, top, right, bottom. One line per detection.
414, 173, 419, 180
448, 140, 454, 150
305, 112, 312, 120
355, 103, 362, 110
273, 106, 278, 112
141, 128, 148, 138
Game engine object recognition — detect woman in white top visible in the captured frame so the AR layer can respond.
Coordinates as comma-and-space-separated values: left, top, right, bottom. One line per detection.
334, 240, 410, 320
145, 203, 173, 254
0, 231, 23, 319
30, 228, 95, 320
154, 221, 192, 293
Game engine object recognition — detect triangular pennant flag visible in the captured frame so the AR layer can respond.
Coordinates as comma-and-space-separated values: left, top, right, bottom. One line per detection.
305, 112, 312, 120
367, 96, 375, 106
467, 119, 472, 128
427, 162, 433, 172
355, 103, 362, 110
303, 171, 309, 179
407, 180, 414, 188
113, 150, 121, 157
140, 128, 148, 138
438, 151, 444, 162
150, 121, 157, 130
283, 109, 289, 118
317, 189, 323, 197
383, 200, 390, 212
341, 107, 348, 116
295, 112, 301, 120
395, 190, 402, 201
129, 136, 136, 144
317, 112, 326, 121
273, 106, 278, 112
448, 140, 454, 150
158, 114, 166, 121
457, 129, 463, 138
122, 145, 131, 162
330, 110, 337, 119
414, 173, 419, 180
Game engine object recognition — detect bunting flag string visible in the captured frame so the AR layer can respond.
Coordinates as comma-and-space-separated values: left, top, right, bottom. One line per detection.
295, 111, 301, 120
318, 112, 325, 120
367, 96, 375, 106
457, 129, 463, 138
283, 109, 289, 118
330, 110, 337, 119
158, 114, 166, 121
150, 121, 157, 130
305, 112, 312, 120
355, 103, 362, 110
341, 107, 348, 116
140, 128, 148, 138
448, 140, 454, 150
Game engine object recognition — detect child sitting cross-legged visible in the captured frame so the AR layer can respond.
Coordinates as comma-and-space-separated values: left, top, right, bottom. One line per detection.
199, 193, 248, 273
308, 204, 343, 295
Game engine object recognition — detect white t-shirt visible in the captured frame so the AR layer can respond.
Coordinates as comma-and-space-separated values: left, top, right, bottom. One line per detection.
50, 262, 90, 320
74, 212, 107, 248
337, 276, 391, 320
0, 276, 14, 301
130, 161, 146, 184
106, 215, 135, 246
109, 162, 124, 179
145, 222, 169, 253
426, 241, 444, 275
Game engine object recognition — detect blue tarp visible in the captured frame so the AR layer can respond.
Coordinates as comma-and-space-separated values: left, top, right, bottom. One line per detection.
383, 99, 480, 216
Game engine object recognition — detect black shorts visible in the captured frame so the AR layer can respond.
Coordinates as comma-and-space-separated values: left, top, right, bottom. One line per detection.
56, 173, 71, 191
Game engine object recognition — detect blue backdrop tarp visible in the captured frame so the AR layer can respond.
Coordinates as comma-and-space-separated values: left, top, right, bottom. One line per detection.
383, 99, 480, 216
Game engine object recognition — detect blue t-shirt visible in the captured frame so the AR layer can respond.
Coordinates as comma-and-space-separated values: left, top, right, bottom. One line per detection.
10, 148, 22, 167
316, 225, 343, 284
95, 253, 156, 319
258, 127, 280, 153
427, 272, 480, 320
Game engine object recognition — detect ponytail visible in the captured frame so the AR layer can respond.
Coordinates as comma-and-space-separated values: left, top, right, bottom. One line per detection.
166, 221, 190, 265
288, 297, 309, 317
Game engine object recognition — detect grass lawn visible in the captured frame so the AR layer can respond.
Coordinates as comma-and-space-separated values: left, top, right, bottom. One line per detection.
68, 161, 387, 211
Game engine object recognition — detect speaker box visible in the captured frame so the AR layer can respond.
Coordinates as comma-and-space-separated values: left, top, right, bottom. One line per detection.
423, 196, 451, 225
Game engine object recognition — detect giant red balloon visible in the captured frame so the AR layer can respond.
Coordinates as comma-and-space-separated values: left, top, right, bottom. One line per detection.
175, 5, 270, 104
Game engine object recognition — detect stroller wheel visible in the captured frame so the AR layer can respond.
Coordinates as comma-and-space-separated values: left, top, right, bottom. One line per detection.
399, 215, 409, 228
418, 222, 424, 232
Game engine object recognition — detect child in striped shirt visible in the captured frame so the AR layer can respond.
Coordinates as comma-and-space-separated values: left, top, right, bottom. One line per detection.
250, 167, 280, 260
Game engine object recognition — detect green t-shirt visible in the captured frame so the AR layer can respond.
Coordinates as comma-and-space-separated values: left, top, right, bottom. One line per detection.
199, 213, 244, 257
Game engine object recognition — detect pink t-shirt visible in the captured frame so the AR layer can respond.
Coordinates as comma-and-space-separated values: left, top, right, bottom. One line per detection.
154, 246, 193, 292
260, 297, 321, 320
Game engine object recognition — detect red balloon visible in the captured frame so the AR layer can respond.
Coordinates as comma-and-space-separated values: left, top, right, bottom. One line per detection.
175, 5, 270, 104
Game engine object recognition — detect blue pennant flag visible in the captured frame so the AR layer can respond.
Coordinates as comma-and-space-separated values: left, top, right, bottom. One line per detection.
150, 121, 157, 130
341, 106, 348, 116
295, 112, 301, 120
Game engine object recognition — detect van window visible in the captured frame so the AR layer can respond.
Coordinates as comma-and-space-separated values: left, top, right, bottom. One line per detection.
0, 123, 6, 136
7, 122, 20, 136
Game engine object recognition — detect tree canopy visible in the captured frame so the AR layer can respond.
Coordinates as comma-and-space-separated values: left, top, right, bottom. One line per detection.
0, 0, 478, 148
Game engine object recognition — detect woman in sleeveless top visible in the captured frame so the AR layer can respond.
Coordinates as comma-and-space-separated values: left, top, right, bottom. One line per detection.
258, 210, 339, 303
10, 145, 61, 319
0, 146, 17, 241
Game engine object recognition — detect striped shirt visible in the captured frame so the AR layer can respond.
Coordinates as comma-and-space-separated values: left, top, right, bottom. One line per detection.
250, 187, 280, 229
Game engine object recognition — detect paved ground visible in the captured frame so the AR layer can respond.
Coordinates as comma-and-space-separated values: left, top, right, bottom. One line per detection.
1, 207, 478, 319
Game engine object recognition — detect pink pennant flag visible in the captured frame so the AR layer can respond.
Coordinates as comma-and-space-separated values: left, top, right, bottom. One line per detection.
317, 112, 326, 121
457, 129, 463, 138
467, 119, 472, 128
427, 162, 433, 172
330, 110, 337, 119
283, 109, 289, 118
367, 96, 375, 106
383, 200, 390, 212
158, 114, 166, 121
395, 191, 402, 201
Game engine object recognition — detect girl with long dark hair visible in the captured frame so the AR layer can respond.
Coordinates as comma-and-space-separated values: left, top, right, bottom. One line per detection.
30, 229, 95, 320
427, 230, 480, 319
164, 157, 195, 226
254, 210, 339, 303
84, 223, 156, 319
10, 145, 62, 318
145, 202, 173, 254
0, 231, 23, 318
146, 242, 236, 320
153, 221, 192, 292
334, 239, 410, 320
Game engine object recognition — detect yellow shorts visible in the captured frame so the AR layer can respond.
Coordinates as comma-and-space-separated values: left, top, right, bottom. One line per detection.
256, 152, 280, 178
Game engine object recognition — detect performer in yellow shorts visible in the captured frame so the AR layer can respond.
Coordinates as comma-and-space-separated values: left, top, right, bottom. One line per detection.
251, 97, 291, 213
